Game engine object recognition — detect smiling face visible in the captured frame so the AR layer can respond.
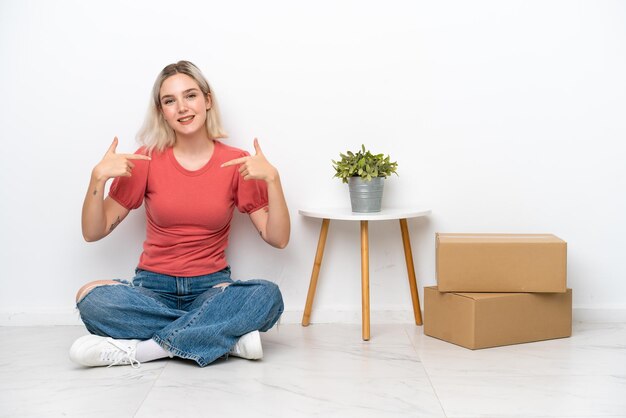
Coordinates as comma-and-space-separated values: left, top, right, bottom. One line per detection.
159, 73, 212, 139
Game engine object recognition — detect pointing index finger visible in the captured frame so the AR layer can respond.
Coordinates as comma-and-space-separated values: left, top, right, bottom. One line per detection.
221, 156, 248, 168
123, 154, 152, 161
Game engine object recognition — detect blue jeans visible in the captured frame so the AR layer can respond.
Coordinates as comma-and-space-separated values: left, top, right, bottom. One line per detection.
76, 267, 284, 367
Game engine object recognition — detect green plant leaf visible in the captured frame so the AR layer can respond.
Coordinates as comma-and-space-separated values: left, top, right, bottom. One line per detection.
332, 145, 398, 182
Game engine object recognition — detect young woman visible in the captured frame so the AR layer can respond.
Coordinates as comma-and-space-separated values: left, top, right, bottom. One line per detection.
70, 61, 289, 368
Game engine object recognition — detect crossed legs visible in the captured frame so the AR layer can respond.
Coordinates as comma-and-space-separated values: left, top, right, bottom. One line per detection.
72, 275, 283, 367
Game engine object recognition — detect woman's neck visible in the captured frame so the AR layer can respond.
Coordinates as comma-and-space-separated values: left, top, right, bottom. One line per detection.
173, 133, 214, 155
172, 136, 216, 171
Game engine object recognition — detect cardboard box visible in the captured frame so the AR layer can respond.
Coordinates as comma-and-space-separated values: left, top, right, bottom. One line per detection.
436, 233, 567, 293
424, 286, 572, 349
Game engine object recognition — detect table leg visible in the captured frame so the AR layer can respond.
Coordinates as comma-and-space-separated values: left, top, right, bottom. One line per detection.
399, 218, 423, 325
302, 218, 330, 327
361, 220, 370, 341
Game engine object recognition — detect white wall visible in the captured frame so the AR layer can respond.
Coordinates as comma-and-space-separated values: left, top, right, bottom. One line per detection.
1, 0, 625, 325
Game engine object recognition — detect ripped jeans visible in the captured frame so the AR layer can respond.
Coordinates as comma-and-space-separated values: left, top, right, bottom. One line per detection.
76, 267, 284, 367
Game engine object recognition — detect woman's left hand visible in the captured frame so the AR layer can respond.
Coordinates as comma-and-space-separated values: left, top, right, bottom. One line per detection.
221, 138, 278, 183
222, 137, 290, 248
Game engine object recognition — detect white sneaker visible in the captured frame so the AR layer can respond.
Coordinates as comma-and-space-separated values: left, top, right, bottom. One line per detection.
70, 335, 141, 368
229, 330, 263, 360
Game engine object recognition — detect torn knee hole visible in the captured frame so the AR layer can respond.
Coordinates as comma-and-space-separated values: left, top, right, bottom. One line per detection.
75, 282, 122, 303
213, 282, 231, 292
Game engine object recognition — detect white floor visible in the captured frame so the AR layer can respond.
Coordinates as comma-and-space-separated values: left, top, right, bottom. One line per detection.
1, 322, 625, 418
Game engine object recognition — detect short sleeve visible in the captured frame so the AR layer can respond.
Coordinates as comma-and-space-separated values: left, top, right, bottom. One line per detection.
232, 152, 269, 214
108, 149, 150, 210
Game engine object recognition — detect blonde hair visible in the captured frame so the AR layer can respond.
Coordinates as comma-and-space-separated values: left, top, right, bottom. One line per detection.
136, 60, 227, 152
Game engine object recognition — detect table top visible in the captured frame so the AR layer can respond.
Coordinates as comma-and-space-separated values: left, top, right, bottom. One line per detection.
298, 207, 431, 221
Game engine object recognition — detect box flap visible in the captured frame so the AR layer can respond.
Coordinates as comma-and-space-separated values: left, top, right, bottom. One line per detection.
453, 292, 522, 301
426, 287, 523, 301
437, 233, 564, 244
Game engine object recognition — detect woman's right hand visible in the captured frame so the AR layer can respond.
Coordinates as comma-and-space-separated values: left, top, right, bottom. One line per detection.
92, 137, 151, 181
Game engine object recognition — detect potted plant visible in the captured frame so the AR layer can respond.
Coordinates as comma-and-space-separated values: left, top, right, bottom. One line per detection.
332, 144, 398, 213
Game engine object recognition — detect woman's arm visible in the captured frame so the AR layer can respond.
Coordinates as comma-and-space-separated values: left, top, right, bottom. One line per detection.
249, 174, 290, 249
221, 138, 290, 249
81, 137, 150, 242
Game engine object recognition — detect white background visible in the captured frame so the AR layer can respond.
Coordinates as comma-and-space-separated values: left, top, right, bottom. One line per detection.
1, 0, 625, 324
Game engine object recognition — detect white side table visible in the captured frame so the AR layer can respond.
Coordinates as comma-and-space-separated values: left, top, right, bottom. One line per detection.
299, 207, 431, 340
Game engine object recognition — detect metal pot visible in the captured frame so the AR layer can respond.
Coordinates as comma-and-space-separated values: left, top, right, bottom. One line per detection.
348, 177, 384, 213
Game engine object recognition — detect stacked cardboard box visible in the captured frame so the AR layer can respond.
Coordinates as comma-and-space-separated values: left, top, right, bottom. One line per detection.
424, 233, 572, 349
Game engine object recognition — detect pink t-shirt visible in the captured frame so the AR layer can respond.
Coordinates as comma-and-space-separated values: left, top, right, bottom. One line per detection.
109, 141, 268, 277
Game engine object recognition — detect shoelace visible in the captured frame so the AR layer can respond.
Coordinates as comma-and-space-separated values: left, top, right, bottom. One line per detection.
101, 338, 141, 368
